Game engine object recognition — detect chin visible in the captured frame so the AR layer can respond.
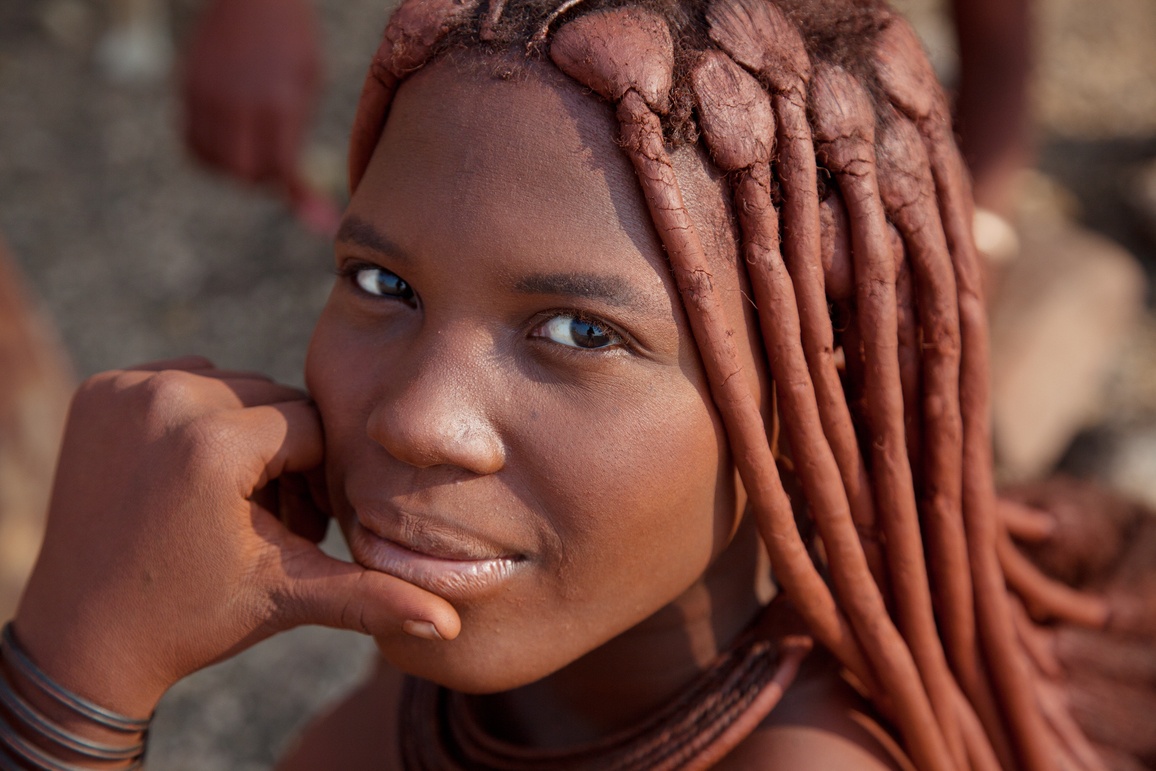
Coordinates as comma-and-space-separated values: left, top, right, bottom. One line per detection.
373, 631, 563, 694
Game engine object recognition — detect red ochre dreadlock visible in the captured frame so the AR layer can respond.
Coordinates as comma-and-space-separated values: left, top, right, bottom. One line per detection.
347, 1, 1125, 768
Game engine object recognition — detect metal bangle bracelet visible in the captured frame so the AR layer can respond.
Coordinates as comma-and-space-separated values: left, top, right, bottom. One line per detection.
0, 672, 144, 761
0, 712, 125, 771
0, 623, 151, 734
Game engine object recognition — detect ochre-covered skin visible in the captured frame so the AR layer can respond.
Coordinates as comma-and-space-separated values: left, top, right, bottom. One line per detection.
312, 0, 1156, 767
348, 0, 480, 191
333, 0, 1152, 768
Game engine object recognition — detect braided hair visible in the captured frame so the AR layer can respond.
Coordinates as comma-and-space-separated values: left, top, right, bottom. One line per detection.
346, 1, 1121, 768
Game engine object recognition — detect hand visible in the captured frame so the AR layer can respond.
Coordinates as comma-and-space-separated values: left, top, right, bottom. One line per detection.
13, 357, 460, 719
181, 0, 339, 235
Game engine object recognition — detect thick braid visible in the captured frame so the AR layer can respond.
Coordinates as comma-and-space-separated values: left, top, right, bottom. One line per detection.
893, 232, 923, 471
810, 63, 966, 769
548, 6, 877, 696
874, 112, 977, 704
706, 0, 888, 591
690, 49, 965, 771
874, 19, 1073, 771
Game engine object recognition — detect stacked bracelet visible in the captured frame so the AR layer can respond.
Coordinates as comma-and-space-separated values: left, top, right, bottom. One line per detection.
0, 622, 149, 770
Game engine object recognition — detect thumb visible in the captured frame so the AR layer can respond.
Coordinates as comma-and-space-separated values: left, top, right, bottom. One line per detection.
274, 541, 463, 642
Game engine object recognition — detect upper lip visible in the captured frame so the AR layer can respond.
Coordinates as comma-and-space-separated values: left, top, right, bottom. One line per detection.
352, 503, 523, 563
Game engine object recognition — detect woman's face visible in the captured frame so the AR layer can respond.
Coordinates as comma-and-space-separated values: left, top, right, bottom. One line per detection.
305, 53, 766, 692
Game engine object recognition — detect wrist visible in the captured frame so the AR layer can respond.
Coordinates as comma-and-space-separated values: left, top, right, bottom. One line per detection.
10, 602, 169, 722
1, 621, 155, 769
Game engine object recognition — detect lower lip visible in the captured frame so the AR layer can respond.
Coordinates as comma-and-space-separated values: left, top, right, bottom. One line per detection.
346, 524, 523, 601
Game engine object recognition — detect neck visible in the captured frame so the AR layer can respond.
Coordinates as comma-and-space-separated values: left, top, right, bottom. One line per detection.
468, 515, 772, 748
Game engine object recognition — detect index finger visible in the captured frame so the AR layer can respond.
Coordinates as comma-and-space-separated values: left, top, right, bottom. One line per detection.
237, 400, 326, 490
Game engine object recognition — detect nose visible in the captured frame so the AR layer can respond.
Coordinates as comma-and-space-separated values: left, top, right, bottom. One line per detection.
366, 336, 506, 476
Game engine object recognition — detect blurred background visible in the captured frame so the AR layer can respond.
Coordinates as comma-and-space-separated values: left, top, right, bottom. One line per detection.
1, 0, 1155, 767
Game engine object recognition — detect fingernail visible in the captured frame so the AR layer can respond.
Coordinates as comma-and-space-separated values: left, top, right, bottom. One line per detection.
403, 620, 443, 641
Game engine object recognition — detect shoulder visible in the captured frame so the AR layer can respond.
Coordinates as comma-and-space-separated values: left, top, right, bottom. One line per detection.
716, 650, 913, 771
276, 654, 406, 771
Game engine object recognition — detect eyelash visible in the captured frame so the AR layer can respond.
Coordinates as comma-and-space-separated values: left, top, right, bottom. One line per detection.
337, 262, 417, 307
337, 262, 633, 355
530, 311, 631, 355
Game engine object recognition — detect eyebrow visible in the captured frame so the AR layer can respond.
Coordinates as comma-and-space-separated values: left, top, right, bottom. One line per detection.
336, 215, 410, 262
338, 217, 656, 313
514, 273, 643, 309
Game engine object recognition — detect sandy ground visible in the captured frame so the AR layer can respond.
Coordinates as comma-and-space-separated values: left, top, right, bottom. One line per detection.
2, 0, 1156, 767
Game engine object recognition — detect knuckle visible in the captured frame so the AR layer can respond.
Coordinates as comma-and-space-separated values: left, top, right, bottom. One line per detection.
142, 369, 198, 407
133, 371, 203, 434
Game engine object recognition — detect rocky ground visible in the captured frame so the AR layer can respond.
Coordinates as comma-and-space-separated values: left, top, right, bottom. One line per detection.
1, 0, 1155, 767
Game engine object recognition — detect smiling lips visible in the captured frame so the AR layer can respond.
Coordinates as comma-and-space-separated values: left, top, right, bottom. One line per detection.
346, 514, 525, 601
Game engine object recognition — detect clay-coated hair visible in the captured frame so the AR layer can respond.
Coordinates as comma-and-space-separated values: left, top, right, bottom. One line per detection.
347, 1, 1119, 769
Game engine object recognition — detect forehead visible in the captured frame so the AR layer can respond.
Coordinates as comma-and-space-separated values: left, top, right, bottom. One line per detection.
351, 50, 740, 262
352, 52, 664, 266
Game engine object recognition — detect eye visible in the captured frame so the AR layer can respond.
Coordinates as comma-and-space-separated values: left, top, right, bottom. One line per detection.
350, 265, 416, 306
533, 314, 622, 350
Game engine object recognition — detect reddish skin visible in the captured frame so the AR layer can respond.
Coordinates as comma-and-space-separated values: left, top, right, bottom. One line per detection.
293, 56, 900, 768
182, 0, 338, 235
12, 356, 460, 726
348, 0, 481, 192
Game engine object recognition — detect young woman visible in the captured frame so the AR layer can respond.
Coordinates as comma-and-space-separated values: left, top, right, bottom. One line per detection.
4, 0, 1153, 768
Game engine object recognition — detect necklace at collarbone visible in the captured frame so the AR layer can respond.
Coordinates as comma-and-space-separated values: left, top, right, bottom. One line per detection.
398, 602, 813, 771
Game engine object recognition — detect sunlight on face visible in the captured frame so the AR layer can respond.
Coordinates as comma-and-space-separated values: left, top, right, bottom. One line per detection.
306, 53, 767, 694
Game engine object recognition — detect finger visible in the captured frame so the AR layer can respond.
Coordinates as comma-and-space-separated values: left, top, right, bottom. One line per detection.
252, 479, 281, 521
239, 400, 325, 489
185, 368, 278, 382
129, 369, 306, 409
185, 90, 237, 172
276, 543, 462, 641
207, 378, 307, 407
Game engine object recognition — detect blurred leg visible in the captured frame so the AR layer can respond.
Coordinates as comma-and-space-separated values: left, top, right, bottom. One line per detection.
953, 0, 1033, 215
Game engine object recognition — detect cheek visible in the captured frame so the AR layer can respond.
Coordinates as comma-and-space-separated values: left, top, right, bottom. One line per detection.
304, 306, 376, 466
525, 375, 735, 610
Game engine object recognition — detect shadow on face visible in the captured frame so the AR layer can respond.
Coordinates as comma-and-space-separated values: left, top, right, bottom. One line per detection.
305, 50, 771, 695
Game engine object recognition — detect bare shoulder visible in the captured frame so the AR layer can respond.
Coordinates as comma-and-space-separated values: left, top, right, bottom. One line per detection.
717, 651, 912, 771
276, 654, 406, 771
